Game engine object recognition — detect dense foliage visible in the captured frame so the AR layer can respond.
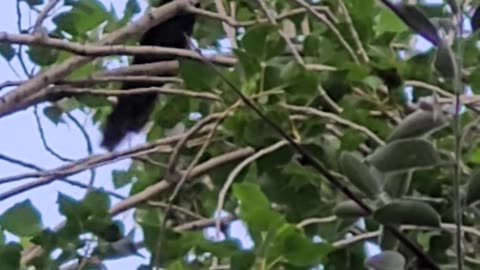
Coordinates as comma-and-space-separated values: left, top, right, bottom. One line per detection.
2, 0, 480, 269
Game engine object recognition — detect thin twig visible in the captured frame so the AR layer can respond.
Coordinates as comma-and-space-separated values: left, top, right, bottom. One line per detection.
255, 0, 304, 65
215, 140, 289, 239
33, 105, 74, 162
290, 0, 359, 63
32, 0, 61, 33
337, 0, 369, 63
282, 104, 385, 146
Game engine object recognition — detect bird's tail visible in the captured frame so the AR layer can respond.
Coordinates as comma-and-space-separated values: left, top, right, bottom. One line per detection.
101, 93, 157, 151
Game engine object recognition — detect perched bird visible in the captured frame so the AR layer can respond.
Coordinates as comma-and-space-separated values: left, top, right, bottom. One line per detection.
101, 0, 197, 151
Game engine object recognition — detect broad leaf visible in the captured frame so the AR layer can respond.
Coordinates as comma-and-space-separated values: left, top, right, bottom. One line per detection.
0, 200, 43, 237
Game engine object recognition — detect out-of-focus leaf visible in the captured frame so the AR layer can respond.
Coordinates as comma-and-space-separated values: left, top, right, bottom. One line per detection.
374, 200, 441, 227
333, 200, 370, 218
466, 169, 480, 205
0, 44, 15, 62
381, 2, 440, 45
387, 109, 448, 142
340, 152, 382, 198
365, 251, 406, 270
0, 200, 43, 237
367, 138, 442, 172
434, 39, 458, 79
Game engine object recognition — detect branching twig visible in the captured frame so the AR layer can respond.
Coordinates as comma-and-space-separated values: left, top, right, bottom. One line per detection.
282, 104, 385, 146
254, 0, 304, 65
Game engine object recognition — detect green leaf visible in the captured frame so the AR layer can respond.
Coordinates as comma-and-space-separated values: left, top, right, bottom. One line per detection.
0, 44, 15, 62
241, 24, 277, 59
333, 200, 370, 219
82, 189, 111, 216
367, 138, 442, 173
27, 46, 58, 66
0, 243, 22, 270
383, 171, 413, 198
373, 200, 441, 227
178, 59, 218, 91
387, 109, 448, 142
43, 106, 65, 125
57, 192, 89, 220
111, 169, 133, 189
374, 7, 408, 35
465, 169, 480, 205
231, 251, 255, 270
232, 182, 284, 232
434, 39, 458, 79
272, 225, 332, 266
52, 0, 111, 37
0, 200, 43, 237
382, 3, 440, 45
340, 152, 382, 198
365, 251, 406, 270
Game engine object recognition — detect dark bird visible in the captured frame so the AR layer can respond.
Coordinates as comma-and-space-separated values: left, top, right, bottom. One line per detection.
101, 1, 197, 151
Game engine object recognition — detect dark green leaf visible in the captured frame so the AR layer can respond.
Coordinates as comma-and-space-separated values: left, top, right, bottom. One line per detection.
373, 200, 441, 227
333, 200, 370, 219
0, 243, 22, 270
112, 169, 133, 189
178, 59, 218, 91
27, 46, 58, 66
0, 44, 15, 62
340, 152, 382, 198
435, 39, 458, 79
367, 138, 442, 173
43, 106, 64, 125
0, 200, 43, 237
466, 169, 480, 205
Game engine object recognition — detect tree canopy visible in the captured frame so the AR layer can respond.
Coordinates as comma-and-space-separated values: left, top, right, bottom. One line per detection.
1, 0, 480, 269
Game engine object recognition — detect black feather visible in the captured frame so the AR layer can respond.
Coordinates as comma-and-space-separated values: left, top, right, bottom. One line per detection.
101, 3, 197, 151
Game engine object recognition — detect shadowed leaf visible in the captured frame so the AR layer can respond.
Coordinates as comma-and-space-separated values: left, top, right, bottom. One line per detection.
466, 169, 480, 205
367, 138, 442, 173
340, 152, 382, 198
387, 109, 448, 142
333, 200, 370, 219
374, 200, 441, 227
434, 39, 458, 79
